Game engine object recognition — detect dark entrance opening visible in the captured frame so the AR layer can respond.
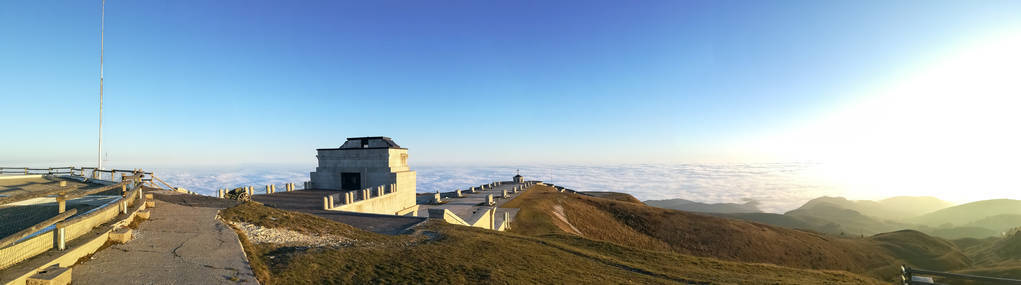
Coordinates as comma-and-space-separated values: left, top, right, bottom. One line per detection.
341, 172, 361, 190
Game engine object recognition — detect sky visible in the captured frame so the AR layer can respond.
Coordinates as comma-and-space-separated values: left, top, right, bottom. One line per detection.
2, 1, 1021, 203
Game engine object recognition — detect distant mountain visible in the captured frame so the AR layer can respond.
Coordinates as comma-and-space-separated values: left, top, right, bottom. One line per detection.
643, 198, 761, 213
785, 202, 908, 235
965, 214, 1021, 233
909, 199, 1021, 228
876, 196, 956, 217
929, 226, 1001, 240
791, 196, 953, 221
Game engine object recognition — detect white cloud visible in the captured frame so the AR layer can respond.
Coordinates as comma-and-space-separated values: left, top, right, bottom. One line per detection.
149, 163, 850, 213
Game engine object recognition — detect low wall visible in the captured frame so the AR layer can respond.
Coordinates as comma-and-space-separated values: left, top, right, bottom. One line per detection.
331, 190, 416, 215
428, 209, 470, 226
58, 197, 123, 242
0, 230, 53, 270
428, 208, 500, 231
0, 175, 43, 180
465, 208, 495, 230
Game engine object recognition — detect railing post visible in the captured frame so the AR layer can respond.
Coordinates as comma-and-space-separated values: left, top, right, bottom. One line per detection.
54, 225, 67, 251
56, 194, 67, 214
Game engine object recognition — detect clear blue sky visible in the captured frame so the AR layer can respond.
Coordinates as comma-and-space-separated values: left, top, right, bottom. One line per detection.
2, 0, 1019, 167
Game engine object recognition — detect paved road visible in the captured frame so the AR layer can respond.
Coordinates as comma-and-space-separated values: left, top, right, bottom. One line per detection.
73, 191, 257, 284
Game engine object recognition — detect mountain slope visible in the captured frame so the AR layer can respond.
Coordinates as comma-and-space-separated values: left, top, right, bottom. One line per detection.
504, 186, 969, 281
790, 196, 952, 221
910, 199, 1021, 227
221, 202, 884, 284
869, 230, 971, 271
785, 203, 908, 235
644, 198, 761, 213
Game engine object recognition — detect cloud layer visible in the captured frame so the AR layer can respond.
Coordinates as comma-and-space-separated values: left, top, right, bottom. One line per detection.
151, 163, 849, 213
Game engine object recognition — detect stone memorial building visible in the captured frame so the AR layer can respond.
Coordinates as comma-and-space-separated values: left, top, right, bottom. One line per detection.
309, 136, 417, 215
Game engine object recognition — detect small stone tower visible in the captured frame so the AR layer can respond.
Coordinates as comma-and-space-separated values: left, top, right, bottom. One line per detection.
513, 169, 525, 183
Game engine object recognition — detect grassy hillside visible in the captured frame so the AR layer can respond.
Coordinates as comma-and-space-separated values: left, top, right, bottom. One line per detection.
966, 214, 1021, 233
505, 185, 970, 282
948, 229, 1021, 278
220, 202, 883, 284
869, 230, 971, 271
710, 212, 817, 231
580, 191, 642, 203
910, 199, 1021, 227
929, 226, 1001, 240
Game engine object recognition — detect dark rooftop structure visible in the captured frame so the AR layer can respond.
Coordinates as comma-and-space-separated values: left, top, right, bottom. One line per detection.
317, 136, 405, 151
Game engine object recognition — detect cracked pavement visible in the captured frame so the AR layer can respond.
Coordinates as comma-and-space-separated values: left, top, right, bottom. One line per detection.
72, 191, 258, 284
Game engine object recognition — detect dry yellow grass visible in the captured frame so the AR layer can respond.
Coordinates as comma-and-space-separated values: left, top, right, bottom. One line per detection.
506, 185, 971, 282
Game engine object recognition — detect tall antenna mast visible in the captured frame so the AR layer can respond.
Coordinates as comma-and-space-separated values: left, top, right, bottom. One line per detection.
98, 0, 105, 170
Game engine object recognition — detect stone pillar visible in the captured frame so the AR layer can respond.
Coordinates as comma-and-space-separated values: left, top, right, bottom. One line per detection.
470, 186, 476, 193
323, 197, 330, 210
455, 189, 462, 197
328, 195, 335, 208
504, 211, 511, 230
346, 192, 354, 204
486, 194, 494, 205
377, 186, 384, 197
433, 192, 442, 204
266, 185, 272, 194
502, 189, 508, 198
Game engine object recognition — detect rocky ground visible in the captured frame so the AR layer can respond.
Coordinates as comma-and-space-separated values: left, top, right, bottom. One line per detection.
227, 220, 353, 247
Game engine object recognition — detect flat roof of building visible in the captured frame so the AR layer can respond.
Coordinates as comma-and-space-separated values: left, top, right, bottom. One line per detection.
317, 136, 407, 151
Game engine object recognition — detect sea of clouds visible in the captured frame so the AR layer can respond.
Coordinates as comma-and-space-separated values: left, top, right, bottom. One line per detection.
147, 162, 848, 213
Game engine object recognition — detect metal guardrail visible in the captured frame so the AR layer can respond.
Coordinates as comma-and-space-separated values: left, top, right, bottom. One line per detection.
902, 265, 1021, 285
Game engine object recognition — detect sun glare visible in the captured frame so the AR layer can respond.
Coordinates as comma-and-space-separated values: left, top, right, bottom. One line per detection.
761, 30, 1021, 203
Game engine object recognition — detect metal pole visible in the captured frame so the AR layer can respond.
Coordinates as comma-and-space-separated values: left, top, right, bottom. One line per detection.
98, 0, 105, 170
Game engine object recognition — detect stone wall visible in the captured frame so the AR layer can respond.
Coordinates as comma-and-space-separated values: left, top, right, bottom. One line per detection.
310, 148, 411, 190
325, 178, 418, 216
